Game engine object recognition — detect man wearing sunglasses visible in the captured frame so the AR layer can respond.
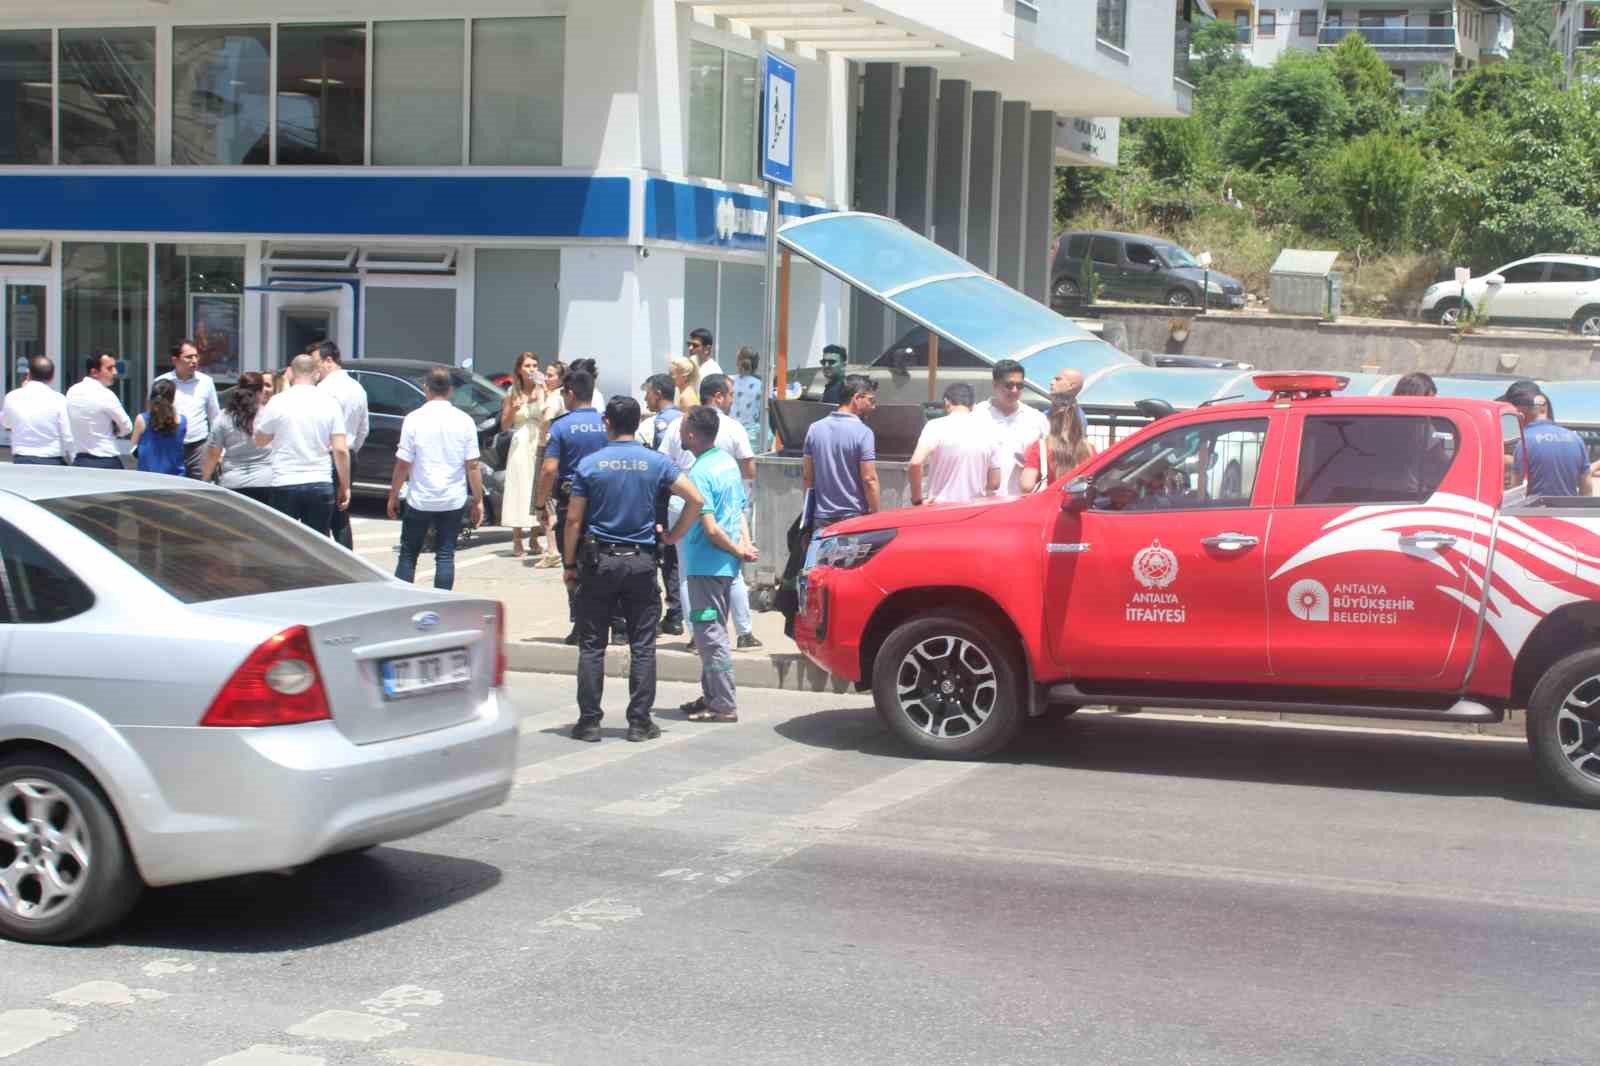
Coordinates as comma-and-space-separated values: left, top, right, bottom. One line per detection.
818, 344, 848, 405
974, 359, 1049, 497
687, 327, 725, 381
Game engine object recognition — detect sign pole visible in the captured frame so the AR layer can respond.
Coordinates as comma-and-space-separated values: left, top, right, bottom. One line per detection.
757, 50, 796, 455
760, 177, 780, 453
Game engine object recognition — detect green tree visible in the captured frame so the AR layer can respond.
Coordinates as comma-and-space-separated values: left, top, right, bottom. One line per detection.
1223, 54, 1350, 172
1190, 17, 1247, 84
1133, 117, 1213, 183
1325, 34, 1400, 135
1330, 133, 1426, 247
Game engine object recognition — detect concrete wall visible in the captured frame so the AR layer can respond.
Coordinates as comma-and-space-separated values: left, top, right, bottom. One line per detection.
1099, 304, 1600, 381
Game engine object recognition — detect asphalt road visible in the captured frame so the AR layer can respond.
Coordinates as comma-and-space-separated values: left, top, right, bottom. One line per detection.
2, 674, 1596, 1066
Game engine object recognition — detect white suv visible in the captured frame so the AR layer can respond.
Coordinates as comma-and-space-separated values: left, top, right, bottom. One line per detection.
1421, 254, 1600, 336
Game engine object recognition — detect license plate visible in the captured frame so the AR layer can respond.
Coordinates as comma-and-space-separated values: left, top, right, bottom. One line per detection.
381, 649, 471, 700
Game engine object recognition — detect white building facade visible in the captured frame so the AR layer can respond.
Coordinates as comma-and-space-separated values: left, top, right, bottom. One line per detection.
0, 0, 1187, 420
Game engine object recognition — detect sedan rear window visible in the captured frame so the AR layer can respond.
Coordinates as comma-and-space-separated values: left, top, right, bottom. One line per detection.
39, 490, 383, 604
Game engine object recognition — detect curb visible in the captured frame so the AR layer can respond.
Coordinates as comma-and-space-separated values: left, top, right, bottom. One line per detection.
505, 641, 1526, 738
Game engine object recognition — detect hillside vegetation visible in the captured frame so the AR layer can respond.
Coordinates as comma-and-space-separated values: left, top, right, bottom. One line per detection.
1055, 24, 1600, 319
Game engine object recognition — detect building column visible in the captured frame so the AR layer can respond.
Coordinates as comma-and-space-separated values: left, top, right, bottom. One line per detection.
559, 246, 685, 405
562, 0, 687, 171
895, 67, 937, 237
852, 62, 900, 366
966, 90, 1002, 274
1024, 109, 1056, 305
995, 100, 1031, 292
933, 79, 971, 258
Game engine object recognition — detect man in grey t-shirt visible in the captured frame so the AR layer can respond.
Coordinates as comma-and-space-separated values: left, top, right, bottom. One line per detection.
802, 374, 880, 527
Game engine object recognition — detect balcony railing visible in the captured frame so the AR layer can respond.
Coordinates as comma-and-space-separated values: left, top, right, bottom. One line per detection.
1318, 25, 1456, 47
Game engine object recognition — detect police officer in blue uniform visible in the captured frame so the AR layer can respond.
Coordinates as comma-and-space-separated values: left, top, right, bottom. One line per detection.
564, 396, 704, 742
536, 368, 609, 644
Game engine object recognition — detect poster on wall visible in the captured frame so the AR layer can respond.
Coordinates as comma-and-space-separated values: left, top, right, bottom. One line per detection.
190, 294, 241, 377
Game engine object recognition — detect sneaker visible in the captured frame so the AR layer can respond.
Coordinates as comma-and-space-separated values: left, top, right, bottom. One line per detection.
659, 618, 685, 636
737, 633, 764, 650
679, 696, 708, 713
626, 720, 662, 743
564, 628, 580, 646
570, 721, 602, 743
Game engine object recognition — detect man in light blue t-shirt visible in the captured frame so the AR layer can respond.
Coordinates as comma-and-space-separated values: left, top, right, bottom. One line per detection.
679, 407, 759, 723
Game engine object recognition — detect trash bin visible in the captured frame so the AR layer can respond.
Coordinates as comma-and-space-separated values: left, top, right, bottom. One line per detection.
1269, 250, 1341, 317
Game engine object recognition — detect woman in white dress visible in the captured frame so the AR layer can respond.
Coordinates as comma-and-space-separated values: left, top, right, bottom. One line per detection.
499, 352, 547, 558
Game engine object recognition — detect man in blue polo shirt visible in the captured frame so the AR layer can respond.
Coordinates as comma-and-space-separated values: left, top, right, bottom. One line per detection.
564, 397, 703, 743
536, 368, 609, 644
677, 406, 759, 723
1501, 381, 1592, 497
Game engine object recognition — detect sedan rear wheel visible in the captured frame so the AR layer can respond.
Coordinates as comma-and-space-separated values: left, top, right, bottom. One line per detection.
872, 612, 1024, 758
0, 753, 142, 944
1572, 307, 1600, 338
1434, 299, 1462, 327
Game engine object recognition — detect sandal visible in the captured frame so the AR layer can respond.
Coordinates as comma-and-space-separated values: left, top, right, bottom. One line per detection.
685, 708, 738, 723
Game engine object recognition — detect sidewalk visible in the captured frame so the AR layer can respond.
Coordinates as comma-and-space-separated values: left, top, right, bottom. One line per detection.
447, 528, 851, 696
446, 527, 1523, 739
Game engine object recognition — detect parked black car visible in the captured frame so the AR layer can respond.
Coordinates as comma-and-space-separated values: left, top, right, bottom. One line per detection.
1050, 230, 1245, 311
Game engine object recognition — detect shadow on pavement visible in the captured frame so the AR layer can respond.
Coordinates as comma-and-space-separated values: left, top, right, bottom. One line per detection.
777, 706, 1554, 804
109, 846, 502, 953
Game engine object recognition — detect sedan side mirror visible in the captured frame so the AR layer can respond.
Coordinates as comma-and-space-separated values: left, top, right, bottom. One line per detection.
1061, 476, 1092, 513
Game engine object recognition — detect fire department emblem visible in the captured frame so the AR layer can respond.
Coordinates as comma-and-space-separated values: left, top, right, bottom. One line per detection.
1132, 540, 1179, 590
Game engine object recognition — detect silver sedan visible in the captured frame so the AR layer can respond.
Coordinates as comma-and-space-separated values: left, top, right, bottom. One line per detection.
0, 467, 518, 944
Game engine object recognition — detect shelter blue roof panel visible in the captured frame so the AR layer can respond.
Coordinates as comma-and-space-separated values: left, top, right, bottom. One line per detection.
892, 276, 1095, 362
780, 214, 981, 295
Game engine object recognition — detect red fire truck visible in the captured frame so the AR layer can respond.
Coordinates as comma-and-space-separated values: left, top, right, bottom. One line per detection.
796, 374, 1600, 806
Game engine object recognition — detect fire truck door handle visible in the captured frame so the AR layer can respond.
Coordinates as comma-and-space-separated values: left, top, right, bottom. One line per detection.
1399, 531, 1458, 551
1201, 532, 1259, 552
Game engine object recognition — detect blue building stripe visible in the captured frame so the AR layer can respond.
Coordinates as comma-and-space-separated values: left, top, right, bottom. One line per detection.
0, 174, 631, 238
643, 178, 829, 251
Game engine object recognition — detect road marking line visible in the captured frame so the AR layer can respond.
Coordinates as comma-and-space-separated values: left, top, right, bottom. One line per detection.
286, 1011, 407, 1043
48, 981, 169, 1007
537, 897, 644, 930
415, 551, 503, 585
0, 1010, 78, 1059
384, 1050, 554, 1066
361, 986, 444, 1015
141, 957, 197, 977
513, 724, 709, 786
599, 743, 832, 817
204, 1047, 327, 1066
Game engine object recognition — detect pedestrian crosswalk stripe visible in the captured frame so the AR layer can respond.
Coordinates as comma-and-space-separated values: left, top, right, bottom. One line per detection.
598, 743, 834, 817
0, 1010, 78, 1059
203, 1047, 327, 1066
383, 1049, 555, 1066
513, 723, 710, 786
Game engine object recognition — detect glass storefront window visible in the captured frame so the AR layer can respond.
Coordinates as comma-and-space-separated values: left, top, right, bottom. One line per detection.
156, 244, 245, 380
0, 30, 53, 164
719, 263, 765, 364
687, 42, 723, 180
470, 17, 564, 165
723, 52, 758, 186
59, 28, 156, 165
62, 242, 149, 417
276, 24, 366, 165
684, 258, 719, 345
373, 20, 464, 166
172, 26, 270, 165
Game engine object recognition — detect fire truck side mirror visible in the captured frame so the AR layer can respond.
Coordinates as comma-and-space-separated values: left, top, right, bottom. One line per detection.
1061, 476, 1092, 513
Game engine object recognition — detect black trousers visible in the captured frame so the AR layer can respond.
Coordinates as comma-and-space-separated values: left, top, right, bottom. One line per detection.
181, 439, 205, 479
656, 496, 681, 625
575, 550, 661, 725
558, 493, 625, 632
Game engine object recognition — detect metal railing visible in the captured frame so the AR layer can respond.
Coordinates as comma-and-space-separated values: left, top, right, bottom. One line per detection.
1318, 25, 1456, 47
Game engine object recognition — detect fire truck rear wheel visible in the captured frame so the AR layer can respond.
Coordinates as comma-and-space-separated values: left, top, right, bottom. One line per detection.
1526, 647, 1600, 808
872, 612, 1025, 759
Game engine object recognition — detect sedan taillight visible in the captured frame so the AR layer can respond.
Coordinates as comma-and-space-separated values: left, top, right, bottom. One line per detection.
201, 626, 332, 727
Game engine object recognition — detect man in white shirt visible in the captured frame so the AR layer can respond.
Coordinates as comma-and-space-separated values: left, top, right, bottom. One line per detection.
657, 374, 761, 649
973, 358, 1049, 498
2, 356, 72, 465
154, 339, 221, 479
387, 367, 484, 591
66, 352, 133, 470
908, 383, 1001, 506
688, 327, 726, 381
315, 341, 370, 549
254, 353, 349, 536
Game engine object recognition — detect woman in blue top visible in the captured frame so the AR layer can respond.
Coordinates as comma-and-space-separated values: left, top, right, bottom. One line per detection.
131, 379, 188, 477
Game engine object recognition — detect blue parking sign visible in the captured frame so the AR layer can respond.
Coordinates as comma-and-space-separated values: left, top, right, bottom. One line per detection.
761, 52, 797, 187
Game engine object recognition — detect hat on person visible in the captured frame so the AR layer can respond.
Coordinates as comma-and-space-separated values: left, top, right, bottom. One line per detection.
1496, 381, 1541, 410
